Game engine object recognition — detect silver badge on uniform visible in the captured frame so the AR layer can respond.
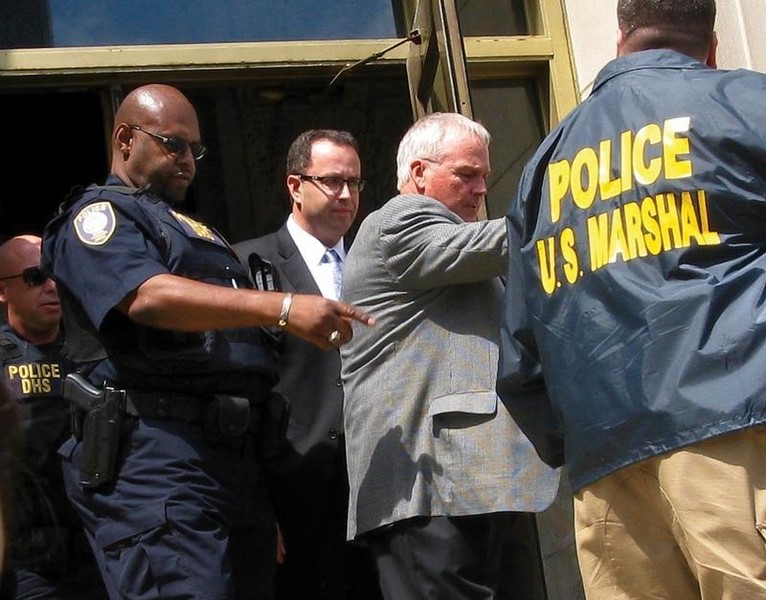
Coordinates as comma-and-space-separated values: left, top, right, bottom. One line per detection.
73, 201, 117, 246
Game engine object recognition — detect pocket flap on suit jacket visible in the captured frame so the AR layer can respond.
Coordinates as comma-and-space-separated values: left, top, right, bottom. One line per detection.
427, 391, 497, 417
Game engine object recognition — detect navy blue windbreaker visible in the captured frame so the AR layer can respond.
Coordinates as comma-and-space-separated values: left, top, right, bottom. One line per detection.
497, 49, 766, 491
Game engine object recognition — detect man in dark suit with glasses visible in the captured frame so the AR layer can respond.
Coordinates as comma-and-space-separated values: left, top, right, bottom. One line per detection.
235, 129, 382, 600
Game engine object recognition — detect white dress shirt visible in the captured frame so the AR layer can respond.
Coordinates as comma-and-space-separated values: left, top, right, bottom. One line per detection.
286, 215, 346, 300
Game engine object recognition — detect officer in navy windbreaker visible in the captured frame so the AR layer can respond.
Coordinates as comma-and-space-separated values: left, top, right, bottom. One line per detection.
497, 49, 766, 492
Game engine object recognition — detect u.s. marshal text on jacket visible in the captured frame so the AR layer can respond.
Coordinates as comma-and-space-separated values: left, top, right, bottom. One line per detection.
342, 194, 560, 539
497, 49, 766, 492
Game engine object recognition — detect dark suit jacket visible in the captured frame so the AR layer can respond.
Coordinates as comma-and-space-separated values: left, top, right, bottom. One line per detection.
234, 225, 378, 599
234, 225, 344, 502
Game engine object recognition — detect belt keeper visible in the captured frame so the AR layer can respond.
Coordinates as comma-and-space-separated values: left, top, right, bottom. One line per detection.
278, 292, 293, 330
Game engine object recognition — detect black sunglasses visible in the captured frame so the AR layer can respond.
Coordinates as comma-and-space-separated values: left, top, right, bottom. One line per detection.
0, 266, 49, 287
129, 125, 207, 161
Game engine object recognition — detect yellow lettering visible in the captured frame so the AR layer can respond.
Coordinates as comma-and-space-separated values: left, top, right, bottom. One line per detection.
623, 202, 648, 259
548, 160, 570, 224
561, 228, 579, 284
656, 192, 682, 251
663, 117, 692, 180
599, 139, 621, 200
561, 186, 720, 285
7, 365, 18, 378
697, 190, 721, 244
571, 147, 599, 211
608, 210, 629, 263
587, 213, 610, 271
620, 130, 633, 193
536, 238, 557, 294
633, 123, 662, 185
642, 196, 662, 255
680, 191, 704, 247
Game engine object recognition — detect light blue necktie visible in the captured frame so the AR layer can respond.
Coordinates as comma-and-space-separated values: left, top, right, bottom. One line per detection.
322, 248, 343, 300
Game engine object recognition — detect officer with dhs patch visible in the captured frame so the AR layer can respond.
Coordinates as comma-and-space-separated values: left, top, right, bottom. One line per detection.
0, 235, 106, 599
41, 84, 374, 599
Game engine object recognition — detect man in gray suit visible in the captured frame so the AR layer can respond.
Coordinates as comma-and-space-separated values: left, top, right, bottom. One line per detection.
234, 130, 381, 599
340, 113, 560, 599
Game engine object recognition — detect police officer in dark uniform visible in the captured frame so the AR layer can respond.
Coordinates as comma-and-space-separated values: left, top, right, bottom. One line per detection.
0, 235, 106, 599
41, 84, 373, 599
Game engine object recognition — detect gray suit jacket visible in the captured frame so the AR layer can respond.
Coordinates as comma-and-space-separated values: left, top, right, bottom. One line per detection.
341, 194, 560, 539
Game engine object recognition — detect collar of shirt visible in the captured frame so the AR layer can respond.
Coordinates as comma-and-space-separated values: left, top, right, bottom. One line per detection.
286, 215, 345, 299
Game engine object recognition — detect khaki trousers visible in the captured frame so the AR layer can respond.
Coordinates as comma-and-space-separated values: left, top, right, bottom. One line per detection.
574, 426, 766, 600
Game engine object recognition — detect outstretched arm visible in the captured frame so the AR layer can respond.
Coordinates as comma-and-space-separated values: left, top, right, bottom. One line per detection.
118, 273, 374, 350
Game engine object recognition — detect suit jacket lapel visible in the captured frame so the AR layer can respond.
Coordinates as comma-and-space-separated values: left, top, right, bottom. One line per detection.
274, 225, 323, 296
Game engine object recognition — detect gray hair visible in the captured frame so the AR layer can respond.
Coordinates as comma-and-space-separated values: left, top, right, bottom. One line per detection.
396, 113, 490, 191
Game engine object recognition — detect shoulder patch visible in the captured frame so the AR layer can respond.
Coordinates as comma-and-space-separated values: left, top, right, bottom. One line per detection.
73, 201, 117, 246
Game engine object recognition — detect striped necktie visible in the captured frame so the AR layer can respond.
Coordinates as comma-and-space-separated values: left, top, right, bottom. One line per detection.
322, 249, 343, 300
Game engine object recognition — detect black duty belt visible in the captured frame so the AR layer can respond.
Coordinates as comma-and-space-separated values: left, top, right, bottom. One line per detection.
64, 373, 273, 426
124, 390, 210, 424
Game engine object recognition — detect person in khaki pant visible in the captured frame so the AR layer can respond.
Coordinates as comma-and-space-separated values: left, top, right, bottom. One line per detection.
498, 1, 766, 598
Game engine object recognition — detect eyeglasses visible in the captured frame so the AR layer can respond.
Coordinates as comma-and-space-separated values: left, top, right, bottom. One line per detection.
0, 266, 49, 287
129, 125, 207, 161
296, 174, 365, 194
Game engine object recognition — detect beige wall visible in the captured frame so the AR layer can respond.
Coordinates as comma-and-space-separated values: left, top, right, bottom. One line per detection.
715, 0, 766, 71
563, 0, 766, 100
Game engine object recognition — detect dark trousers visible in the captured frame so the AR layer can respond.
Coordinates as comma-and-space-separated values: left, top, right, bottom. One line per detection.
14, 561, 108, 600
10, 462, 107, 600
271, 438, 382, 600
367, 513, 546, 600
61, 418, 276, 600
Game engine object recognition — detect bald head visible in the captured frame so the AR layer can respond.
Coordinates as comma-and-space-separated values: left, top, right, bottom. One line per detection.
617, 0, 717, 64
0, 235, 42, 281
112, 84, 202, 205
114, 84, 197, 133
0, 235, 61, 345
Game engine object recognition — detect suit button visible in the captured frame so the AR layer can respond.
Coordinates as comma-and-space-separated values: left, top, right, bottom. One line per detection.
335, 378, 342, 387
328, 428, 339, 441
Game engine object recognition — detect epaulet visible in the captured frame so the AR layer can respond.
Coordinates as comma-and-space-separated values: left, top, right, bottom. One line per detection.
0, 334, 21, 361
85, 183, 149, 197
56, 183, 150, 216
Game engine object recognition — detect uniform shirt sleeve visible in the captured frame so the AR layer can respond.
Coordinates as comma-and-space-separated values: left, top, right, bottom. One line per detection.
54, 199, 169, 331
